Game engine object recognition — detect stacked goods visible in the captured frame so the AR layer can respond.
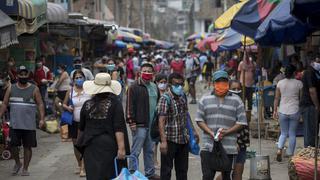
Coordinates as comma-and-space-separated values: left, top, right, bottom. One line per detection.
288, 147, 320, 180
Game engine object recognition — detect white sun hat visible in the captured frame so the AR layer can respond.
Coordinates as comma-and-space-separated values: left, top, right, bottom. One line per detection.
83, 73, 122, 95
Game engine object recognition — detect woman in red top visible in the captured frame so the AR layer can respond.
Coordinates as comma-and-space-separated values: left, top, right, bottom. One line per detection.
170, 56, 184, 76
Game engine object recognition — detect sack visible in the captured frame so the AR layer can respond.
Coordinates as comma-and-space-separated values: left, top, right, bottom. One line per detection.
208, 141, 232, 171
113, 155, 147, 180
186, 113, 200, 155
60, 124, 69, 139
45, 118, 59, 134
60, 111, 73, 125
150, 111, 160, 142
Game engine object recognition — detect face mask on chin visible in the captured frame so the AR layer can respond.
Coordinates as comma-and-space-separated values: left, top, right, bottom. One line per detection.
18, 77, 29, 85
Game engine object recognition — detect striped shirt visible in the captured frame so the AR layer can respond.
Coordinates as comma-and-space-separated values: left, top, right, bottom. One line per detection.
195, 93, 247, 154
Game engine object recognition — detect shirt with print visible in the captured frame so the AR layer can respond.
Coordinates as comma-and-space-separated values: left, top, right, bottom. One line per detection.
157, 91, 188, 144
195, 93, 247, 154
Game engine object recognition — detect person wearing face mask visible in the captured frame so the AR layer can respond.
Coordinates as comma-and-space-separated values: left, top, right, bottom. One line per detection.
34, 57, 53, 108
63, 70, 91, 177
55, 64, 71, 101
126, 63, 160, 180
300, 54, 320, 148
70, 57, 94, 81
170, 54, 184, 76
153, 74, 168, 169
157, 72, 199, 180
196, 70, 247, 180
0, 66, 45, 176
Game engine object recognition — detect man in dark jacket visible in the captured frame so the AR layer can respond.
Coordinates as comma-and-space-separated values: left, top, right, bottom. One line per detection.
126, 63, 160, 180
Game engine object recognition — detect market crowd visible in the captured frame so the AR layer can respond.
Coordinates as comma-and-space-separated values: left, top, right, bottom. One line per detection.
0, 48, 320, 180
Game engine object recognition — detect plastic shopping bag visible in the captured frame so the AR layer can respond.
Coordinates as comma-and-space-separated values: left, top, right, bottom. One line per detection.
112, 155, 148, 180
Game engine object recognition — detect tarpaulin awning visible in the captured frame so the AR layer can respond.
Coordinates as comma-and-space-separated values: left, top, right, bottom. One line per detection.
197, 34, 219, 52
47, 2, 67, 23
0, 0, 47, 19
231, 0, 281, 38
255, 0, 312, 46
210, 28, 254, 52
214, 0, 248, 29
291, 0, 320, 29
16, 13, 46, 35
0, 10, 18, 49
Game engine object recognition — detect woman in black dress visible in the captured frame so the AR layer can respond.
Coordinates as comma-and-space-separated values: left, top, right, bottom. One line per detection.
80, 73, 130, 180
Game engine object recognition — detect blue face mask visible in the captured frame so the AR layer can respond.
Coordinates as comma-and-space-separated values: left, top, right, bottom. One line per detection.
75, 79, 84, 87
171, 85, 183, 96
106, 64, 115, 71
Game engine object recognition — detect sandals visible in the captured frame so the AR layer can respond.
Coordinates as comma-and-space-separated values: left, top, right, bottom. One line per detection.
21, 170, 30, 176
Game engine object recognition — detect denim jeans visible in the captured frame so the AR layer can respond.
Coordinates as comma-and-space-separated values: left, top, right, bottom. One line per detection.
129, 127, 155, 177
301, 106, 319, 147
277, 112, 300, 155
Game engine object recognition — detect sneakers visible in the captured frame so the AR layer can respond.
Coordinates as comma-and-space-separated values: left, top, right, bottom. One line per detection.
11, 163, 22, 175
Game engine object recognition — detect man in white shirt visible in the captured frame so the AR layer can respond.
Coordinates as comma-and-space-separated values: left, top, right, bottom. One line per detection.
70, 57, 94, 81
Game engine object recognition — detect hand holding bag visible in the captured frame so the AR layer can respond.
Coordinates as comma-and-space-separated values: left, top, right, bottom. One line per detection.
60, 88, 74, 125
113, 155, 148, 180
209, 141, 232, 171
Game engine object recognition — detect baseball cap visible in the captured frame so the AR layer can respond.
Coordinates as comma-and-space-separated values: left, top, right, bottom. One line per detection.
18, 66, 29, 74
212, 70, 228, 81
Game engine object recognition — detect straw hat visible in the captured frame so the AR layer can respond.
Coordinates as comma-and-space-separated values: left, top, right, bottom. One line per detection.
83, 73, 122, 95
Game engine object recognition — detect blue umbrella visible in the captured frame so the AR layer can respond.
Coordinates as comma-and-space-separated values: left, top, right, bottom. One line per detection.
114, 40, 127, 49
255, 0, 313, 46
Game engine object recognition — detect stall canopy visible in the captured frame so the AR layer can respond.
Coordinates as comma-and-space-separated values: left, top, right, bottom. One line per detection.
231, 0, 281, 38
210, 28, 254, 52
0, 10, 18, 49
47, 2, 67, 23
0, 0, 47, 35
255, 0, 313, 46
214, 0, 248, 30
115, 30, 143, 43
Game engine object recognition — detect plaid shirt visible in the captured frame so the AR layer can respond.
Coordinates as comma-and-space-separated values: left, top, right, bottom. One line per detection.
157, 91, 188, 144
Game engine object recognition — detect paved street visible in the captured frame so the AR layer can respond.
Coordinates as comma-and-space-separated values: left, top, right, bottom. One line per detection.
0, 86, 303, 180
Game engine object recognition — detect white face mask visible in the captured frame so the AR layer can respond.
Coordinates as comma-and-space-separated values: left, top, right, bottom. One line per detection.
158, 82, 167, 90
312, 62, 320, 71
233, 55, 238, 59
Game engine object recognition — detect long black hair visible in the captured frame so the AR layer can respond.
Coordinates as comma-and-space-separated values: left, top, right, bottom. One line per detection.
285, 64, 296, 79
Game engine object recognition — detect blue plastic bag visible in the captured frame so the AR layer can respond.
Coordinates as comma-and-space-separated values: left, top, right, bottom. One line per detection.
60, 111, 73, 125
112, 155, 148, 180
187, 113, 200, 155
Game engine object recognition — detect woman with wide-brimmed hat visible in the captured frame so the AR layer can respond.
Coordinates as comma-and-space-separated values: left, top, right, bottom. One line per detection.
79, 73, 130, 180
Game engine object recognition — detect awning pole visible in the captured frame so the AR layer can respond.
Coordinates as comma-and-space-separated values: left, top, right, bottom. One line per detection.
78, 25, 82, 56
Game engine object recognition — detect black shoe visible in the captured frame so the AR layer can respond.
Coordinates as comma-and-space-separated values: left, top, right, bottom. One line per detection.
189, 99, 197, 104
276, 152, 282, 162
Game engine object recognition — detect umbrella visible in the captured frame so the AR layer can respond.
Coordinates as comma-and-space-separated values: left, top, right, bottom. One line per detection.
210, 28, 254, 52
255, 0, 313, 46
214, 0, 249, 29
291, 0, 320, 29
116, 30, 143, 43
231, 0, 281, 38
186, 33, 207, 41
197, 34, 219, 51
114, 40, 127, 49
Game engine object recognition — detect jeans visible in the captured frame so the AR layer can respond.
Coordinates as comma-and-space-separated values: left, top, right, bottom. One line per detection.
302, 106, 319, 147
245, 87, 253, 110
277, 112, 300, 155
129, 127, 155, 177
160, 141, 189, 180
200, 151, 234, 180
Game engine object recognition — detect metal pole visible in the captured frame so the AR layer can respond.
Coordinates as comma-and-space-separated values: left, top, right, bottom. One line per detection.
257, 76, 262, 155
315, 111, 319, 180
223, 0, 228, 11
141, 0, 145, 32
78, 25, 81, 56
